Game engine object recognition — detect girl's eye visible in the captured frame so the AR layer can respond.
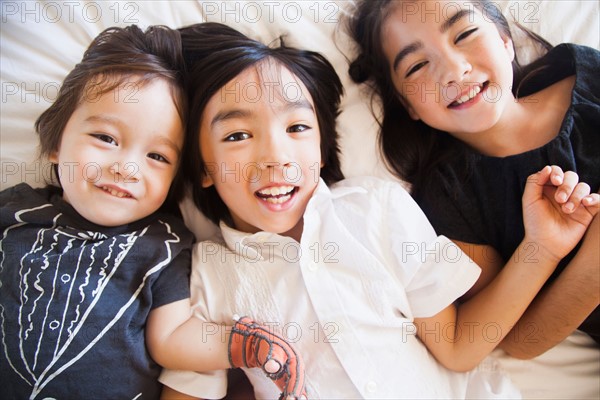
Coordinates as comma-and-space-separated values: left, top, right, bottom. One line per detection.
406, 61, 428, 78
91, 133, 116, 145
224, 132, 251, 142
148, 153, 169, 163
455, 28, 478, 43
287, 124, 310, 133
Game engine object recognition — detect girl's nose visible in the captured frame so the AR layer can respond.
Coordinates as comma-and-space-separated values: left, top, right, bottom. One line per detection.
440, 52, 472, 86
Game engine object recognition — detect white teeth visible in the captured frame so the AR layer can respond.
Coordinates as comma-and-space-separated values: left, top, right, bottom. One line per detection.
264, 195, 292, 204
257, 185, 294, 197
102, 186, 130, 198
455, 85, 481, 105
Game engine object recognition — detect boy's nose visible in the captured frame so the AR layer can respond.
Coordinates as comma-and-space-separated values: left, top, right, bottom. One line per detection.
257, 133, 292, 171
108, 161, 139, 183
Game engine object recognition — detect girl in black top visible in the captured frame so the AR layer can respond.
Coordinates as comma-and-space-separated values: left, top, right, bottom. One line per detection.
347, 0, 600, 358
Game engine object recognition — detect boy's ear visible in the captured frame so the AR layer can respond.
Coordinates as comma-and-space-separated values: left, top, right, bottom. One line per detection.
48, 149, 59, 163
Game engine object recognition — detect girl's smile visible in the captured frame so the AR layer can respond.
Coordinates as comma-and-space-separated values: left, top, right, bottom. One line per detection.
447, 81, 489, 109
381, 1, 516, 142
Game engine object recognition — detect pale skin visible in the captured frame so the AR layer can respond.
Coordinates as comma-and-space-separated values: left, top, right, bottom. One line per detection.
156, 62, 314, 400
381, 1, 600, 358
47, 77, 276, 393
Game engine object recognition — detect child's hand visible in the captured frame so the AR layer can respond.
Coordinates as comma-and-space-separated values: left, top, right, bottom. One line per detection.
228, 316, 307, 400
522, 165, 599, 263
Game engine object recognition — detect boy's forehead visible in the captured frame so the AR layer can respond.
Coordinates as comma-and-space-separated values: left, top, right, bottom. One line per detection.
217, 60, 314, 108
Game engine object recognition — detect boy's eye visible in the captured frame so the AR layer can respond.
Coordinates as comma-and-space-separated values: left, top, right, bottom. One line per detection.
287, 124, 310, 133
406, 61, 428, 78
455, 28, 478, 43
91, 133, 117, 145
224, 132, 251, 142
148, 153, 169, 163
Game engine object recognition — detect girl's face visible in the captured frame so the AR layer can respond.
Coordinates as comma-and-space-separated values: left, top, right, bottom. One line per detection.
49, 78, 183, 226
199, 61, 322, 240
381, 1, 515, 139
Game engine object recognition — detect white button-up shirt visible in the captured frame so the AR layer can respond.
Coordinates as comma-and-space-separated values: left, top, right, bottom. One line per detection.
160, 177, 518, 399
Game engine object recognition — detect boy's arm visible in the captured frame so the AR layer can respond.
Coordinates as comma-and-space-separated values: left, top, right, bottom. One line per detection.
415, 238, 560, 372
146, 300, 307, 398
146, 299, 230, 371
161, 385, 201, 400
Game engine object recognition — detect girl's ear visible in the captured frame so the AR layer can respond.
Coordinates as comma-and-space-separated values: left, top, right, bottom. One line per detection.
201, 171, 214, 188
398, 94, 420, 121
502, 35, 515, 62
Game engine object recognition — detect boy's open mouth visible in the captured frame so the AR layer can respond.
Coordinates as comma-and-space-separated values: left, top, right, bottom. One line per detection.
255, 185, 298, 204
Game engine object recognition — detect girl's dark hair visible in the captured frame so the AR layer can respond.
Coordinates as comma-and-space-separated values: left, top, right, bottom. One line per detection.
346, 0, 552, 197
35, 25, 188, 203
179, 22, 345, 225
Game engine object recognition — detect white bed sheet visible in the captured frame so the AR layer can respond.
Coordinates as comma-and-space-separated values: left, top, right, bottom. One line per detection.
1, 1, 599, 398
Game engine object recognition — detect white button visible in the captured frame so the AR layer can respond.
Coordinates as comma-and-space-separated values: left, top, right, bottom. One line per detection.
366, 381, 377, 393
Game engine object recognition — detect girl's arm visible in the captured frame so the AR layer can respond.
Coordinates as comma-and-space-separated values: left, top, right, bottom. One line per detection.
500, 212, 599, 358
414, 166, 599, 371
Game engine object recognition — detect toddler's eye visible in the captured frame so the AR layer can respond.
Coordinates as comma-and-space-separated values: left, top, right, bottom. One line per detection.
455, 28, 478, 43
91, 133, 117, 145
287, 124, 310, 133
406, 61, 428, 78
148, 153, 169, 163
224, 132, 251, 142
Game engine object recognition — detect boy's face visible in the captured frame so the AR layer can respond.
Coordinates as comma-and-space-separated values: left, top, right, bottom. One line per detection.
49, 78, 183, 226
199, 62, 322, 240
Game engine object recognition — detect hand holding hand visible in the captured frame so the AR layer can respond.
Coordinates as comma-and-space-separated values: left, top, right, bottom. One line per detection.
522, 165, 599, 263
228, 316, 307, 400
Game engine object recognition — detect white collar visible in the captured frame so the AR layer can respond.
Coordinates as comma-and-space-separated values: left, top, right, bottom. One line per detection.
218, 178, 365, 259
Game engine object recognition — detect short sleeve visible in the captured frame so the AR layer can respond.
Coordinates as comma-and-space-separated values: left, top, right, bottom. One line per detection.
401, 236, 480, 317
159, 368, 228, 399
386, 183, 481, 317
151, 247, 191, 309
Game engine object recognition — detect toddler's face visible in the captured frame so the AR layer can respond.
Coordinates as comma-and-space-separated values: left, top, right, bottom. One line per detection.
49, 78, 184, 226
199, 61, 322, 240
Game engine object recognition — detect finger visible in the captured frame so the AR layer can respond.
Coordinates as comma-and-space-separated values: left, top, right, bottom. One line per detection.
561, 181, 591, 213
549, 165, 564, 186
523, 166, 552, 204
583, 193, 600, 216
554, 170, 579, 204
